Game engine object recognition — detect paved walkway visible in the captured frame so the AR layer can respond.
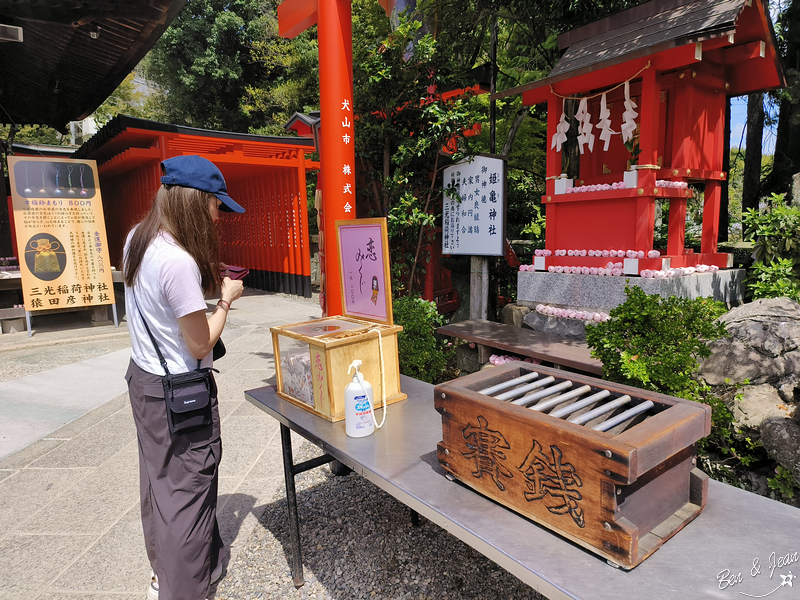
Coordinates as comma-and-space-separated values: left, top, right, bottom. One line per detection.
0, 290, 321, 599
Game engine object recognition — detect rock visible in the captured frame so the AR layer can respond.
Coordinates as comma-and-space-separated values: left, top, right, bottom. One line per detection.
776, 379, 800, 406
741, 471, 770, 496
731, 384, 794, 429
700, 297, 800, 386
455, 344, 480, 374
502, 304, 530, 328
522, 311, 588, 340
718, 297, 800, 327
700, 341, 771, 385
759, 417, 800, 486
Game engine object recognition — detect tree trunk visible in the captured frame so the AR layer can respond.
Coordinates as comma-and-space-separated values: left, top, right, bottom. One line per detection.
382, 132, 391, 215
765, 0, 800, 200
501, 106, 529, 157
719, 97, 730, 242
742, 92, 764, 212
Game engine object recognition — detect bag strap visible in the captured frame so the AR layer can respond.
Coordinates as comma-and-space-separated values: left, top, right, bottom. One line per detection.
132, 290, 201, 376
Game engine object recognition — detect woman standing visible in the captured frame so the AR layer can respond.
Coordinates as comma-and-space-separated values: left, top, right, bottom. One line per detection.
123, 155, 244, 600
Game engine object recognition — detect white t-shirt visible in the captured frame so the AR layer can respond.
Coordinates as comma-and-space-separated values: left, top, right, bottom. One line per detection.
124, 229, 212, 375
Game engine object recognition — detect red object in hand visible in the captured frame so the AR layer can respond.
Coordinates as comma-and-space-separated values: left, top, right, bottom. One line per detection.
220, 262, 249, 281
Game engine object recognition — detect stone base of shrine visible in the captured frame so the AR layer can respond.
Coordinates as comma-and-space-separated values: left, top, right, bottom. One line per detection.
517, 269, 746, 311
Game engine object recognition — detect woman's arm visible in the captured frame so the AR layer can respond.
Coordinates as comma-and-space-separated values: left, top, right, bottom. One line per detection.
178, 277, 243, 360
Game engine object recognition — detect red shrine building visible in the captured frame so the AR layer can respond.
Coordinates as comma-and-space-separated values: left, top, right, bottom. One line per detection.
496, 0, 785, 272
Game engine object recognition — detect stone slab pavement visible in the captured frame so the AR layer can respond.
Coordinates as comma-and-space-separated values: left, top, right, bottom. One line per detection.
0, 289, 321, 599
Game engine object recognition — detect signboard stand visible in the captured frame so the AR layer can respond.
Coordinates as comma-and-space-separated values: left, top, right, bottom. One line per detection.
335, 218, 392, 324
7, 156, 117, 337
442, 154, 506, 321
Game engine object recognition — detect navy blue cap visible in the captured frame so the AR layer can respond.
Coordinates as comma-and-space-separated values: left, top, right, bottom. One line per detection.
160, 155, 245, 213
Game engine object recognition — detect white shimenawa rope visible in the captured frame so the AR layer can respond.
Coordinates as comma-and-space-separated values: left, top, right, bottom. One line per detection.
358, 328, 387, 429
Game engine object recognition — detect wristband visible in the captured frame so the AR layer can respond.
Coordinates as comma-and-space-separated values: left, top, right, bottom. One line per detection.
217, 299, 231, 311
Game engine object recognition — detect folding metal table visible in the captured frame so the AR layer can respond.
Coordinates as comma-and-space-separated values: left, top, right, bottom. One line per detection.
245, 376, 800, 600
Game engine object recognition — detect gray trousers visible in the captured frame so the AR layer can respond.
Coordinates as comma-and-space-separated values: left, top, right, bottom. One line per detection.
125, 359, 223, 600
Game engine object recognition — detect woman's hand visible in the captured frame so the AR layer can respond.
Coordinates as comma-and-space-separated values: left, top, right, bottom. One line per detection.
178, 277, 244, 360
221, 277, 243, 305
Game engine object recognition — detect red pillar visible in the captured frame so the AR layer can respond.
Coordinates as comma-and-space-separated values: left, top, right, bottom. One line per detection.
701, 181, 720, 254
544, 94, 561, 250
638, 68, 660, 168
317, 0, 355, 316
667, 198, 687, 256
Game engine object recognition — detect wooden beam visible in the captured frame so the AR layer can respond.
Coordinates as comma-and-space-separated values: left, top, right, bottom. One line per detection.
705, 40, 766, 65
278, 0, 318, 39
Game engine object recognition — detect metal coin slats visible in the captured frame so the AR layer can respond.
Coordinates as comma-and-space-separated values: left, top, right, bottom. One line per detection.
475, 371, 653, 432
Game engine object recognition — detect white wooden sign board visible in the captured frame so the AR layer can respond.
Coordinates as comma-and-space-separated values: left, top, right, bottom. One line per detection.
442, 155, 505, 256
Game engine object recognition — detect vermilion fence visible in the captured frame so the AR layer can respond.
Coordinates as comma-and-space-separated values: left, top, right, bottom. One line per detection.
73, 116, 318, 297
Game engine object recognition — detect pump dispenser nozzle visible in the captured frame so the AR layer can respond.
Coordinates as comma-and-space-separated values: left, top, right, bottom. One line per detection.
348, 359, 362, 375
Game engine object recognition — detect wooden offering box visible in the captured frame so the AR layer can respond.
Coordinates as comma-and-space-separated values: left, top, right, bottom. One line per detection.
435, 362, 710, 569
271, 316, 406, 421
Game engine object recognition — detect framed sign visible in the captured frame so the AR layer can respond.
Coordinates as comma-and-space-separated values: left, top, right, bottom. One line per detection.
8, 157, 115, 312
336, 218, 393, 325
442, 154, 506, 256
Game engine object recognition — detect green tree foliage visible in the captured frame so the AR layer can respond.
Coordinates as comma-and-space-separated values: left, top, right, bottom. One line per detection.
353, 12, 484, 291
763, 0, 800, 199
242, 10, 320, 136
743, 192, 800, 300
92, 73, 151, 128
143, 0, 280, 131
0, 125, 66, 147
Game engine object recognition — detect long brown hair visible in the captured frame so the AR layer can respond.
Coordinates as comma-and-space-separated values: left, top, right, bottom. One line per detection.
124, 185, 221, 295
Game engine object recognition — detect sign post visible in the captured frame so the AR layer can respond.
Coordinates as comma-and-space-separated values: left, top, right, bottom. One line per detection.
442, 155, 506, 320
8, 157, 115, 332
335, 218, 392, 324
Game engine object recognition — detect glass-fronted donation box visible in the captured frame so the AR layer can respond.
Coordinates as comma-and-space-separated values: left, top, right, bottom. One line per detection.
271, 219, 407, 421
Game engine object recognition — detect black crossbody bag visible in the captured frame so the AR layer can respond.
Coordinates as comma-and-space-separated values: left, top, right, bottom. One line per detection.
134, 296, 215, 435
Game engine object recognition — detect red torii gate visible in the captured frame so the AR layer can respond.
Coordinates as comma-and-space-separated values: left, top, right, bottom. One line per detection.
278, 0, 394, 316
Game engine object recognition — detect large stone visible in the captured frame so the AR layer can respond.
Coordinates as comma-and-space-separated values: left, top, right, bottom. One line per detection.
777, 379, 800, 406
456, 344, 480, 375
759, 417, 800, 486
731, 384, 794, 429
502, 304, 530, 328
522, 311, 589, 340
517, 270, 746, 310
700, 341, 771, 385
718, 296, 800, 328
700, 297, 800, 386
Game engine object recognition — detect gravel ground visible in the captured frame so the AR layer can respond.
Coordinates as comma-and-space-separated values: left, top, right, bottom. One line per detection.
214, 441, 548, 600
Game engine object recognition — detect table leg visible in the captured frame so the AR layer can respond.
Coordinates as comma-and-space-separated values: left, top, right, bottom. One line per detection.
410, 509, 420, 527
280, 423, 305, 588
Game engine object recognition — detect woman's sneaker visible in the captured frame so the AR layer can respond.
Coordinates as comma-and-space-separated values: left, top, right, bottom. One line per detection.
211, 561, 223, 584
147, 572, 158, 600
147, 562, 222, 600
147, 564, 221, 600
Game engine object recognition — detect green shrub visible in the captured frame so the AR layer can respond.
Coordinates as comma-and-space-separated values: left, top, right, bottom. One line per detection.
743, 193, 800, 302
585, 286, 774, 488
392, 295, 451, 383
585, 285, 728, 400
748, 258, 800, 302
743, 193, 800, 266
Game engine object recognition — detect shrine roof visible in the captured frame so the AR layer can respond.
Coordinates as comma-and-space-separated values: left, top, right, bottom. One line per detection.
73, 115, 315, 163
494, 0, 784, 103
550, 0, 746, 78
0, 1, 186, 133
